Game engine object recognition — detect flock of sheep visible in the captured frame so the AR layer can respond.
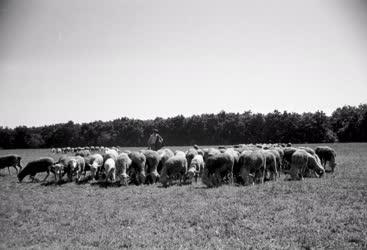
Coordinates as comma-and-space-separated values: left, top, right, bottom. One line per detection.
0, 144, 337, 188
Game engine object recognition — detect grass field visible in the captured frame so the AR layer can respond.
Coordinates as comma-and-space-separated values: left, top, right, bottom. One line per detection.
0, 143, 366, 249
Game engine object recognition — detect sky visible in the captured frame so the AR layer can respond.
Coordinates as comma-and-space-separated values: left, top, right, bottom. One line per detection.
0, 0, 366, 128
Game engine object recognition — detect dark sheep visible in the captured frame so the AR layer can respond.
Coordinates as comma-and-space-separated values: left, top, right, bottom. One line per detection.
18, 157, 55, 182
282, 147, 298, 172
128, 152, 146, 185
0, 154, 22, 175
315, 146, 337, 172
160, 154, 187, 187
202, 152, 234, 187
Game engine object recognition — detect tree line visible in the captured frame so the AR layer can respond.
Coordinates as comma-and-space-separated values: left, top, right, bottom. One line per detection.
0, 104, 366, 149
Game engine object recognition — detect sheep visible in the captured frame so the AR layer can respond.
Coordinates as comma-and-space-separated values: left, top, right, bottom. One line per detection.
202, 152, 234, 187
224, 148, 241, 182
53, 155, 85, 182
18, 157, 55, 182
103, 158, 116, 183
115, 153, 131, 186
73, 156, 86, 182
140, 150, 161, 184
282, 147, 298, 173
185, 148, 198, 169
237, 150, 266, 186
315, 146, 337, 172
268, 149, 282, 177
48, 163, 64, 182
290, 149, 325, 180
53, 155, 73, 181
157, 148, 174, 174
128, 151, 146, 185
160, 154, 187, 187
263, 150, 278, 181
85, 154, 104, 181
186, 154, 204, 183
0, 154, 22, 175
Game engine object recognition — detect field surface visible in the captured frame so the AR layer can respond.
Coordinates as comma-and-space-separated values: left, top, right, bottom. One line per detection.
0, 143, 366, 249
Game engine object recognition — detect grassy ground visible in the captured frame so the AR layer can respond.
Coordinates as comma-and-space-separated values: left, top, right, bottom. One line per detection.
0, 143, 366, 249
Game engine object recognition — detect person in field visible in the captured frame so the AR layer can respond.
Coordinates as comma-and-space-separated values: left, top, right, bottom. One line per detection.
147, 129, 164, 151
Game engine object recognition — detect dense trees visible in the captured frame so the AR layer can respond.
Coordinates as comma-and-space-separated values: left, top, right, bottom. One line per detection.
0, 104, 366, 149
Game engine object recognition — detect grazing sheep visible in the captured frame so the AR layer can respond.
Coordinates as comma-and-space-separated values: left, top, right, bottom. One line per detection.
141, 150, 161, 184
202, 152, 234, 187
185, 148, 198, 169
160, 154, 187, 187
263, 150, 278, 181
274, 147, 284, 171
128, 152, 146, 185
54, 155, 84, 182
0, 154, 22, 175
54, 155, 73, 181
157, 148, 174, 174
186, 154, 204, 183
104, 158, 116, 183
48, 163, 64, 182
224, 148, 240, 182
73, 156, 86, 182
115, 153, 131, 186
18, 157, 55, 182
237, 150, 266, 186
85, 154, 104, 180
290, 150, 325, 180
315, 146, 337, 172
269, 149, 282, 177
282, 147, 298, 172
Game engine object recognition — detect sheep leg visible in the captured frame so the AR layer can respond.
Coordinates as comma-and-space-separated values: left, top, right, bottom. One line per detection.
30, 175, 39, 182
12, 164, 18, 174
8, 167, 11, 175
42, 171, 50, 182
112, 169, 116, 183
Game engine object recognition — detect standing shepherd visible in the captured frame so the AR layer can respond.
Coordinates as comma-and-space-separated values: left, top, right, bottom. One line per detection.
147, 129, 164, 151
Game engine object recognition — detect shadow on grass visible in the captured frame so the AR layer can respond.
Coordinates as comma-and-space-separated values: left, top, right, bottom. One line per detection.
90, 181, 127, 188
41, 179, 69, 186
